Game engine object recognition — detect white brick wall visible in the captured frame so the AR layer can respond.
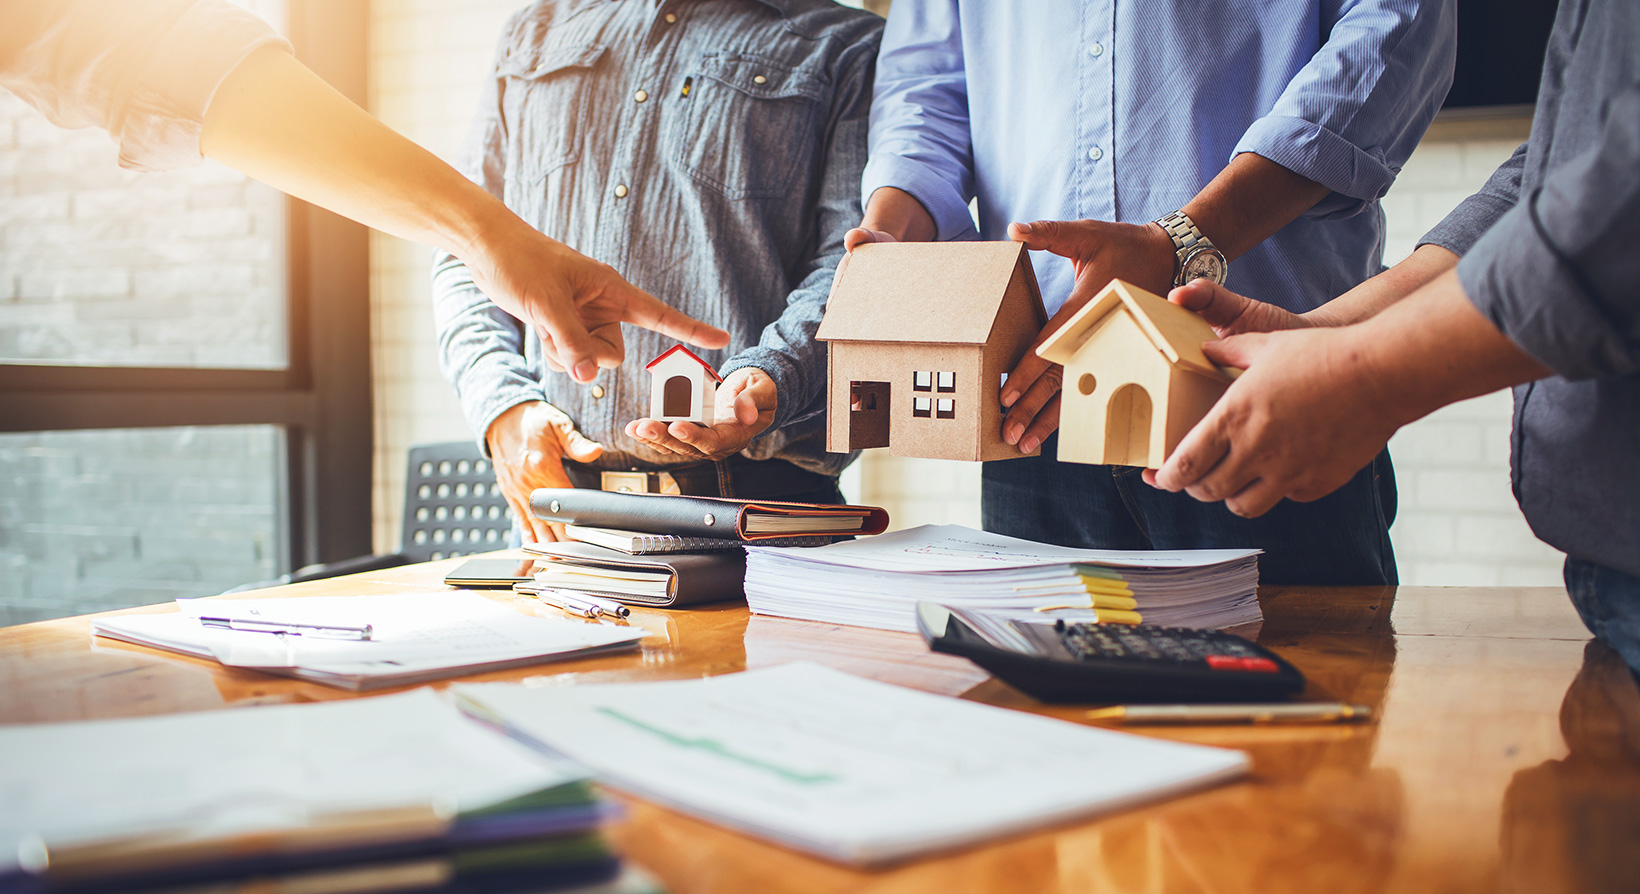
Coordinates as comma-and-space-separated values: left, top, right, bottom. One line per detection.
365, 6, 1563, 587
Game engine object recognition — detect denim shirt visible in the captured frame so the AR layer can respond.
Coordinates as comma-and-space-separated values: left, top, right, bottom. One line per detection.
432, 0, 882, 477
1421, 0, 1640, 577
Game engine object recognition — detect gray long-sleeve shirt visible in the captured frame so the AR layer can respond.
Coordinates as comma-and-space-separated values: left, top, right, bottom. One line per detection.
431, 0, 882, 477
0, 0, 289, 171
1420, 0, 1640, 577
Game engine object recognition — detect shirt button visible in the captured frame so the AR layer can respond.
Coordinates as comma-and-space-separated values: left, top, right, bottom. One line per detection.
1087, 146, 1103, 161
633, 89, 648, 103
1088, 41, 1104, 56
614, 183, 629, 198
752, 74, 767, 85
591, 385, 606, 399
665, 12, 677, 23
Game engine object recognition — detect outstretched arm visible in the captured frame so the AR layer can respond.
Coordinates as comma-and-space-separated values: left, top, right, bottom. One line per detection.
1147, 270, 1548, 517
201, 45, 726, 383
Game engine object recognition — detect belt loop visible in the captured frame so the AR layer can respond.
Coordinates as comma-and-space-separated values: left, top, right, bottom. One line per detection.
714, 459, 735, 499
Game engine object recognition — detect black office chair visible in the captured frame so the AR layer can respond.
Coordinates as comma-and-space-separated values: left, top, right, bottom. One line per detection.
281, 441, 515, 584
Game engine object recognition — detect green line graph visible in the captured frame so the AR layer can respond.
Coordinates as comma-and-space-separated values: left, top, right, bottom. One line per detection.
595, 707, 839, 786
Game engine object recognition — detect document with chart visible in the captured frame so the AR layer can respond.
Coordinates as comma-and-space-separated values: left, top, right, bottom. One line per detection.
453, 663, 1249, 864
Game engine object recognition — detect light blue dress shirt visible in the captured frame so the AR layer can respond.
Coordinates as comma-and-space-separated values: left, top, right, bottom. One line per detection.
861, 0, 1457, 316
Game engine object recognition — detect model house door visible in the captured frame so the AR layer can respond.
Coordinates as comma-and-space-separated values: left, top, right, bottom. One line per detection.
848, 381, 890, 449
663, 375, 694, 417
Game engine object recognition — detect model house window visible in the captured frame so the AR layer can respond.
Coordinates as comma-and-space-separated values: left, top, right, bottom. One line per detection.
913, 371, 932, 391
936, 399, 955, 419
913, 396, 932, 417
936, 371, 956, 392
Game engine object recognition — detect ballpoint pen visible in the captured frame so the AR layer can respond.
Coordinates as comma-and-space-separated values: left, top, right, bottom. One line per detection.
572, 593, 631, 619
514, 584, 604, 619
197, 616, 373, 640
1085, 702, 1373, 725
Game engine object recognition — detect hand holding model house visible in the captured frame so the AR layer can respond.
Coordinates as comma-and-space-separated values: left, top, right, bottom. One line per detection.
628, 346, 776, 461
816, 242, 1235, 469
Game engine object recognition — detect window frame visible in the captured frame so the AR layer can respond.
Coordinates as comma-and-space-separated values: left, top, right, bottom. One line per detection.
0, 1, 372, 573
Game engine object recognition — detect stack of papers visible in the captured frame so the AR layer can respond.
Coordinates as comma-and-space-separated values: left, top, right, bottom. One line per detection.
92, 592, 646, 689
745, 524, 1261, 633
0, 690, 629, 893
454, 663, 1249, 865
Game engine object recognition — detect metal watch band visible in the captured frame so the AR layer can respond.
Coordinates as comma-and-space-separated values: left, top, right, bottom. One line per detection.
1154, 210, 1225, 287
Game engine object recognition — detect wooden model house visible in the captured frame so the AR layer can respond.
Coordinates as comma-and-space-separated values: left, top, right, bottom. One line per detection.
1035, 279, 1235, 469
645, 345, 721, 424
816, 242, 1048, 461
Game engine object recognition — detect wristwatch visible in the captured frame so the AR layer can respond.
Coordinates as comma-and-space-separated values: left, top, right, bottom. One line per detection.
1154, 210, 1227, 287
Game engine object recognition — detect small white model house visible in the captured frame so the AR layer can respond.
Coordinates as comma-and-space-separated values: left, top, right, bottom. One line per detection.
1036, 279, 1236, 469
816, 241, 1048, 461
645, 345, 721, 424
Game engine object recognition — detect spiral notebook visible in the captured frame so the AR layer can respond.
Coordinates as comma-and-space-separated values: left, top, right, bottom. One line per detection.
545, 525, 834, 556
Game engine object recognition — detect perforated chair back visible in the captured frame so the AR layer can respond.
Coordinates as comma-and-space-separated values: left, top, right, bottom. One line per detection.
402, 442, 514, 562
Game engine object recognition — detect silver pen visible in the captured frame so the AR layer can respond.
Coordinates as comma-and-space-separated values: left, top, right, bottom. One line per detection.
197, 616, 373, 641
514, 583, 604, 619
572, 593, 631, 619
1085, 702, 1373, 725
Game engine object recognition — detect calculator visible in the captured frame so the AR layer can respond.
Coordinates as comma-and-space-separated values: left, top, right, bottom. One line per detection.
915, 602, 1305, 703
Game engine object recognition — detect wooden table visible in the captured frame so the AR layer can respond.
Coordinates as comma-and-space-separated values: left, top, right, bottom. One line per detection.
3, 555, 1637, 893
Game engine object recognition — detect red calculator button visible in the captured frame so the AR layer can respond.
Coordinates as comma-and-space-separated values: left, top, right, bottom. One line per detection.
1205, 655, 1241, 670
1239, 657, 1280, 673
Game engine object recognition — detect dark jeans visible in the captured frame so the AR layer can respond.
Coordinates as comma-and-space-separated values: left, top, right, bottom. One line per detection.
981, 433, 1398, 585
1565, 556, 1640, 675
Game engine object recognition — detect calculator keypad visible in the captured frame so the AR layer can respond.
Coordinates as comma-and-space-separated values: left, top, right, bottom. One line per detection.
1055, 620, 1268, 670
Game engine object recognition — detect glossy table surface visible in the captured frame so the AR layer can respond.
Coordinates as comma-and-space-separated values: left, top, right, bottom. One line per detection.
2, 553, 1637, 893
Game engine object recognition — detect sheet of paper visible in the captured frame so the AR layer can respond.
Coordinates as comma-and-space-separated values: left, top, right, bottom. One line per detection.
454, 663, 1248, 864
750, 524, 1258, 572
94, 593, 645, 686
0, 689, 582, 873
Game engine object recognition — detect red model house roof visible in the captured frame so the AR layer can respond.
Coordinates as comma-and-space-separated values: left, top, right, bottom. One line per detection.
645, 344, 723, 383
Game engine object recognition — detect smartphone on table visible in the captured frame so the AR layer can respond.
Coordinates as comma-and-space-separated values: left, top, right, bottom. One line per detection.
443, 557, 539, 588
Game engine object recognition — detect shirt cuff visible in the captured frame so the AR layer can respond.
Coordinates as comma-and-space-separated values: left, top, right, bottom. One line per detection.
117, 5, 292, 172
860, 154, 978, 242
1235, 115, 1396, 217
1457, 193, 1630, 381
462, 372, 548, 456
1419, 192, 1516, 258
719, 347, 806, 434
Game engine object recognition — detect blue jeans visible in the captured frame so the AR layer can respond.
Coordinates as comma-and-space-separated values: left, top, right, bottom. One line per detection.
1564, 557, 1640, 674
981, 434, 1398, 585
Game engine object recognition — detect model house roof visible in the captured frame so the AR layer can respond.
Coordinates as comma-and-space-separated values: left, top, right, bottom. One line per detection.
816, 241, 1046, 345
1036, 279, 1234, 380
645, 344, 723, 382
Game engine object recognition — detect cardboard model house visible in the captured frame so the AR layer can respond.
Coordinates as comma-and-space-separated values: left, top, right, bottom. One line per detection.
816, 241, 1048, 462
645, 345, 721, 424
1035, 279, 1236, 469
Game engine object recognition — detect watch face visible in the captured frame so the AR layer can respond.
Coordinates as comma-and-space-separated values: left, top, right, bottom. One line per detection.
1181, 247, 1227, 285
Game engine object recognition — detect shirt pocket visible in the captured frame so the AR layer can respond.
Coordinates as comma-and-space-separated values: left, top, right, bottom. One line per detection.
499, 42, 607, 183
673, 52, 827, 200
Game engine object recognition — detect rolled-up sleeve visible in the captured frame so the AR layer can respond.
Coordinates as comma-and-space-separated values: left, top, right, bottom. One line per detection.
0, 0, 291, 172
1235, 0, 1456, 218
431, 18, 547, 447
719, 35, 878, 431
858, 0, 978, 242
1455, 84, 1640, 381
1419, 141, 1527, 257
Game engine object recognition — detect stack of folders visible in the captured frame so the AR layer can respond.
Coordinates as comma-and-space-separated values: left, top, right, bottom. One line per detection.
0, 690, 658, 894
91, 592, 647, 690
744, 524, 1263, 633
520, 490, 889, 607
